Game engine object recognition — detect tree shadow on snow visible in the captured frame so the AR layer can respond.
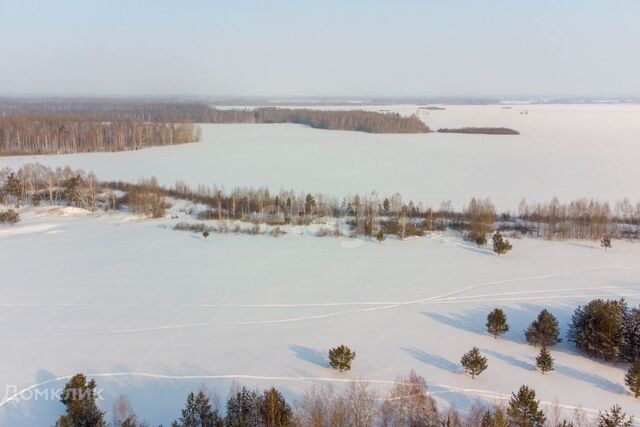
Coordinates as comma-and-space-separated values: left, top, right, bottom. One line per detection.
455, 240, 495, 256
482, 349, 536, 371
289, 345, 330, 368
400, 347, 462, 374
553, 363, 627, 394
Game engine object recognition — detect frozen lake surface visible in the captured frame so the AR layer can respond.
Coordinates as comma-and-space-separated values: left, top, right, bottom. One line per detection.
1, 104, 639, 209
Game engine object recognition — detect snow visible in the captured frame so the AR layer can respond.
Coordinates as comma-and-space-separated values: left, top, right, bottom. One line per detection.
1, 104, 639, 210
1, 207, 639, 425
1, 104, 640, 425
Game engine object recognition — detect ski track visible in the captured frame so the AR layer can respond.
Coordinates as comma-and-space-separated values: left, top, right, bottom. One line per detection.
24, 266, 640, 336
0, 372, 600, 415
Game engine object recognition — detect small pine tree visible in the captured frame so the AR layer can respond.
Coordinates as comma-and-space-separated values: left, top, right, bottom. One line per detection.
474, 233, 487, 247
535, 347, 554, 374
376, 230, 385, 243
259, 387, 293, 426
305, 193, 316, 216
175, 390, 224, 427
486, 308, 510, 338
507, 385, 546, 427
525, 309, 561, 347
328, 345, 356, 372
601, 236, 612, 250
203, 230, 210, 240
625, 359, 640, 398
492, 232, 512, 255
597, 405, 634, 427
226, 387, 261, 427
3, 172, 21, 207
383, 198, 391, 215
460, 347, 488, 379
55, 374, 105, 427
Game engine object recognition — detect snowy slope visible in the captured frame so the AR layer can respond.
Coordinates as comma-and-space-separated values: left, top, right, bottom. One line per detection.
0, 208, 639, 425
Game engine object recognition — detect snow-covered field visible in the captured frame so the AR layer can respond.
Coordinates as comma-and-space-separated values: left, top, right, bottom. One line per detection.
1, 104, 640, 425
1, 104, 639, 210
1, 206, 639, 425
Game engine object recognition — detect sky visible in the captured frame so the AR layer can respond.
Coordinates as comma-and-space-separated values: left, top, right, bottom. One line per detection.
0, 0, 639, 98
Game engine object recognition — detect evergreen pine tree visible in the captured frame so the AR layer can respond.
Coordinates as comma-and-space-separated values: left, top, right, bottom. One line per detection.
601, 236, 612, 250
3, 172, 21, 208
486, 308, 510, 338
492, 231, 512, 255
328, 345, 356, 372
375, 230, 385, 243
175, 390, 223, 427
623, 306, 640, 363
202, 230, 210, 240
597, 405, 634, 427
383, 198, 390, 215
507, 385, 546, 427
525, 309, 561, 347
568, 299, 627, 361
259, 387, 293, 426
55, 374, 105, 427
460, 347, 488, 379
304, 193, 316, 216
625, 359, 640, 398
535, 347, 554, 374
225, 387, 261, 427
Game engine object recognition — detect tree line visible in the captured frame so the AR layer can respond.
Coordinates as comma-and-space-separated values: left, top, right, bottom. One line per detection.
0, 99, 430, 134
53, 372, 635, 427
2, 165, 640, 243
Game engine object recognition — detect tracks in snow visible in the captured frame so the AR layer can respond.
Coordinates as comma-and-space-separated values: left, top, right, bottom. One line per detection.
16, 266, 638, 336
0, 371, 601, 414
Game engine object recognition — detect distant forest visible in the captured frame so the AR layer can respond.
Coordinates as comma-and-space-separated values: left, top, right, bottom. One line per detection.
0, 116, 200, 156
0, 99, 430, 136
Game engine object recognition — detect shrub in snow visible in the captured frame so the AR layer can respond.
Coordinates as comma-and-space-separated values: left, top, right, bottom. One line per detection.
0, 209, 20, 224
601, 236, 612, 250
329, 345, 356, 372
460, 347, 487, 379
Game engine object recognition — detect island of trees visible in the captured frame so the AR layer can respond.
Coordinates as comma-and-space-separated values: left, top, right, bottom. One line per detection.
437, 127, 520, 135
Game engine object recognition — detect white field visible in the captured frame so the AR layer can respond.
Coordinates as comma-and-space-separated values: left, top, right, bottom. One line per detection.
0, 104, 639, 210
1, 104, 640, 425
0, 206, 639, 425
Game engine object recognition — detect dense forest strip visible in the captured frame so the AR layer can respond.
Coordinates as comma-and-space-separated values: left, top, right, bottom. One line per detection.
0, 116, 201, 155
0, 100, 431, 134
437, 127, 520, 135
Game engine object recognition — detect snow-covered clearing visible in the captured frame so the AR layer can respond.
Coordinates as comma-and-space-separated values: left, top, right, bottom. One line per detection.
1, 104, 639, 210
0, 207, 639, 425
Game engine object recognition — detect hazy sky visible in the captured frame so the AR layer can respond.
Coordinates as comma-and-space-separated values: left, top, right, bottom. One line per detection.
1, 0, 639, 97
